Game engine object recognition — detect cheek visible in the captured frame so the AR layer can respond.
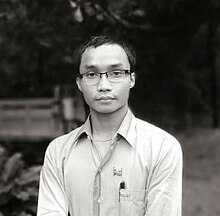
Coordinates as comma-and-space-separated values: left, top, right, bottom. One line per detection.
117, 85, 131, 100
81, 87, 95, 104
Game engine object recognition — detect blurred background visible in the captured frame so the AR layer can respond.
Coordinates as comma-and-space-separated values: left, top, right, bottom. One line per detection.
0, 0, 220, 215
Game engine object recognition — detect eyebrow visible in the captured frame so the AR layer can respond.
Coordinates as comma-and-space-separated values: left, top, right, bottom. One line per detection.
108, 63, 124, 69
84, 65, 97, 70
84, 63, 124, 70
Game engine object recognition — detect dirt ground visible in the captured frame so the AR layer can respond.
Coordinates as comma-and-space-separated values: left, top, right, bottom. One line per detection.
176, 128, 220, 216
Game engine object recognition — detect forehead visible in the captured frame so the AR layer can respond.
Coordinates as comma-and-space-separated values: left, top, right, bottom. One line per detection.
80, 44, 130, 71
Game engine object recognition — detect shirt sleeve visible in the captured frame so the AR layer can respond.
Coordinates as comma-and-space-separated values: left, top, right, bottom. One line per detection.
37, 141, 68, 216
145, 140, 183, 216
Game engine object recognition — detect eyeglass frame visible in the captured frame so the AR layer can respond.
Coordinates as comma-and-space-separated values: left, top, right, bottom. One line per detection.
78, 69, 132, 84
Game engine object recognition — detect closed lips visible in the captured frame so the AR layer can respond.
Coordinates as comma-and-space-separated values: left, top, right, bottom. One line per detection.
96, 96, 116, 100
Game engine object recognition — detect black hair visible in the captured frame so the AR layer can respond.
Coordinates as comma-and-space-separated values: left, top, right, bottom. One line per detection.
76, 35, 136, 72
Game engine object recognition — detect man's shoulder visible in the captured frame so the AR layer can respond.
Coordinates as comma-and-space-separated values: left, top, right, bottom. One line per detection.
42, 125, 85, 168
135, 117, 179, 144
54, 126, 82, 143
46, 126, 83, 154
134, 117, 182, 161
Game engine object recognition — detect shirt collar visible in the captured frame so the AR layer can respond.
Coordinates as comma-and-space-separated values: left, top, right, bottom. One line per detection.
74, 114, 92, 142
74, 109, 136, 148
117, 109, 136, 148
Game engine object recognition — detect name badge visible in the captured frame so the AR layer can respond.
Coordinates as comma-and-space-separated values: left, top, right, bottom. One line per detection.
113, 167, 122, 176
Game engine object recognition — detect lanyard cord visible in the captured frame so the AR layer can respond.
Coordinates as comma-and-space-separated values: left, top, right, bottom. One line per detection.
90, 135, 120, 216
89, 137, 103, 167
88, 135, 120, 168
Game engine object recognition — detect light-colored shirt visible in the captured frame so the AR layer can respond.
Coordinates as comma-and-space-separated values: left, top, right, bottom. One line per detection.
37, 110, 182, 216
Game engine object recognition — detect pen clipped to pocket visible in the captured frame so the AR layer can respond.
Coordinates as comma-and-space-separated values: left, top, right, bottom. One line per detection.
119, 181, 126, 202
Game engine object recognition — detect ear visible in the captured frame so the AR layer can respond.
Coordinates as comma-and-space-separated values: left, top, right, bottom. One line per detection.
76, 77, 82, 92
130, 72, 135, 89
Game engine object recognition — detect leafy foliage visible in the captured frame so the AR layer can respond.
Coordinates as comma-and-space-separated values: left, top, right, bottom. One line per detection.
0, 144, 41, 216
0, 0, 220, 127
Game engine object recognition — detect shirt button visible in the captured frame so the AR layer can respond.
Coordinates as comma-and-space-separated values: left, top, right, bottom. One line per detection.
97, 197, 103, 204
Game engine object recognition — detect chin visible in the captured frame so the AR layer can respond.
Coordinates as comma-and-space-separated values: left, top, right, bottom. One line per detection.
92, 105, 126, 115
95, 108, 117, 114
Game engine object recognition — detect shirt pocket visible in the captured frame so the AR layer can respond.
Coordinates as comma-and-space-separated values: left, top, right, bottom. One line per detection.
118, 189, 146, 216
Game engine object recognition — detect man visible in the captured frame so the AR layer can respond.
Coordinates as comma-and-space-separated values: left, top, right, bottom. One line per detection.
37, 35, 183, 216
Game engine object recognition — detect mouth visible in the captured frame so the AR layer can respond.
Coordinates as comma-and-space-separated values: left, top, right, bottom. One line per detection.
95, 96, 116, 101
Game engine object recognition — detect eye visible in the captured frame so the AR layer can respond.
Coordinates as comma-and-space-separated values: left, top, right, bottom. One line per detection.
111, 70, 123, 77
85, 72, 98, 79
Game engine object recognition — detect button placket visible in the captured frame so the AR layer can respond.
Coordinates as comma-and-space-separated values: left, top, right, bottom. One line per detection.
97, 197, 103, 204
92, 137, 120, 216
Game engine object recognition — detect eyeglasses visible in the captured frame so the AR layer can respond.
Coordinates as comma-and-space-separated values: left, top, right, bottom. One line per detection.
79, 69, 131, 85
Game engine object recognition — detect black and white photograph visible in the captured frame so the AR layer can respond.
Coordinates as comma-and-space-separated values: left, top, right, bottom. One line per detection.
0, 0, 220, 215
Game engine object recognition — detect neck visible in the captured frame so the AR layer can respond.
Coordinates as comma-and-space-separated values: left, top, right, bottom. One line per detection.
90, 106, 128, 140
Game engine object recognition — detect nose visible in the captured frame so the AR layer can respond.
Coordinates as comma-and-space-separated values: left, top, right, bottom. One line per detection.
97, 74, 113, 92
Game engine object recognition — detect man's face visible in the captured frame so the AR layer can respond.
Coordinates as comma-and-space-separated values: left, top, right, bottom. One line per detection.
76, 44, 135, 114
